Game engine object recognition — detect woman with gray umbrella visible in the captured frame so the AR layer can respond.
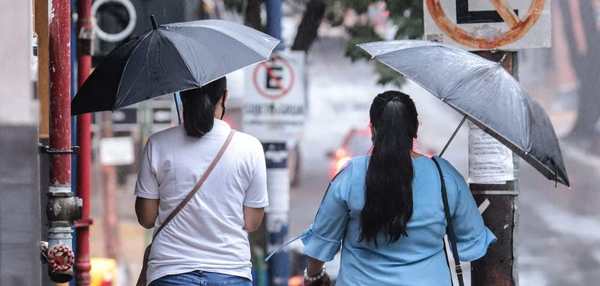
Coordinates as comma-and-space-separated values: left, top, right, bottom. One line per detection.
302, 91, 496, 286
135, 77, 269, 286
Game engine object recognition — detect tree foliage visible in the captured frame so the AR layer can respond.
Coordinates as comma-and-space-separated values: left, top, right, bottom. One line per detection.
336, 0, 423, 86
223, 0, 424, 86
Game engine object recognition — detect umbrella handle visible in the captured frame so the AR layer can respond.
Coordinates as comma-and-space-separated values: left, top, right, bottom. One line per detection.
151, 15, 159, 30
173, 93, 182, 125
440, 115, 468, 157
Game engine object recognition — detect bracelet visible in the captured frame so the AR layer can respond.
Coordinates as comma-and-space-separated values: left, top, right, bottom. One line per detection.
304, 267, 326, 282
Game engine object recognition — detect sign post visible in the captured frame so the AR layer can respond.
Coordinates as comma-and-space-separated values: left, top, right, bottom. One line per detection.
243, 51, 306, 286
424, 1, 550, 285
470, 51, 520, 286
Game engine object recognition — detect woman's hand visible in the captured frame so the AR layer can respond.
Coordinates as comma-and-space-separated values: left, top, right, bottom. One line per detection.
304, 272, 331, 286
304, 257, 331, 286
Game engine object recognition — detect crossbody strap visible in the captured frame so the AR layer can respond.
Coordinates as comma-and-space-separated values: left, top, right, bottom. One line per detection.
432, 157, 465, 286
152, 130, 235, 240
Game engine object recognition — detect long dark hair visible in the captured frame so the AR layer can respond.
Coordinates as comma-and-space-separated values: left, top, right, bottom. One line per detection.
360, 91, 419, 246
180, 77, 227, 138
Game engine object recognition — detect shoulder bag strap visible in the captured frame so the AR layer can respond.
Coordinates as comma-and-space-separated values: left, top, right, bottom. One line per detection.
152, 130, 235, 240
432, 157, 465, 286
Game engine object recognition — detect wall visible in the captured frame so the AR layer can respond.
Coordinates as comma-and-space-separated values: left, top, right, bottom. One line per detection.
0, 0, 41, 285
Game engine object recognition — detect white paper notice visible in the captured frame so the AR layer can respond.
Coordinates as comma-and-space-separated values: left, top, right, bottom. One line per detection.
468, 123, 515, 184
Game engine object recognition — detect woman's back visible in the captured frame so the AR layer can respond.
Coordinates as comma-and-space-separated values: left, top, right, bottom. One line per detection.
135, 120, 268, 284
302, 156, 496, 286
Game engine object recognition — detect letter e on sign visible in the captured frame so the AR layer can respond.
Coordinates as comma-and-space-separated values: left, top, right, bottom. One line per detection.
253, 55, 296, 100
423, 0, 551, 50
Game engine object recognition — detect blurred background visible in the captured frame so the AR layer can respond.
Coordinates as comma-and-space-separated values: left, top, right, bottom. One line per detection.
3, 0, 599, 285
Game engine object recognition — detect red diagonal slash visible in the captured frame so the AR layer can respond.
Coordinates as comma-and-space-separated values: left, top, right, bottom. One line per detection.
490, 0, 520, 28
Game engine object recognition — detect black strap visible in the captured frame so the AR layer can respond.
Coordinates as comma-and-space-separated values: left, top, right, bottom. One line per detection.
432, 157, 465, 286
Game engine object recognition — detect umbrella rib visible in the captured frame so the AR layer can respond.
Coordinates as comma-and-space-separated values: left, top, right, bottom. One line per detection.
173, 26, 267, 61
173, 93, 182, 125
113, 32, 153, 109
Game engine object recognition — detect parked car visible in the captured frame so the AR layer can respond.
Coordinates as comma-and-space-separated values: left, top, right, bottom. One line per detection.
327, 127, 373, 178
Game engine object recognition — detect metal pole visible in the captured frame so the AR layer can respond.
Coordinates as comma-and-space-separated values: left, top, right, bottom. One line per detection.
265, 0, 283, 45
75, 0, 94, 284
264, 1, 289, 285
48, 0, 79, 282
440, 115, 467, 157
263, 142, 291, 286
470, 51, 519, 286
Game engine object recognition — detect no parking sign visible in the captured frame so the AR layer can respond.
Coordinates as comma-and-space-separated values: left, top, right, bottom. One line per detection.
243, 51, 306, 141
424, 0, 551, 50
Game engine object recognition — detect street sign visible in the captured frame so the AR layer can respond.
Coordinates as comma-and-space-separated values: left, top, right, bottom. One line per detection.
243, 51, 306, 141
424, 0, 551, 50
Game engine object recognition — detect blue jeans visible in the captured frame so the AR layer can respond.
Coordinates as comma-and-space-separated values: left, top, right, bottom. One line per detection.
150, 271, 252, 286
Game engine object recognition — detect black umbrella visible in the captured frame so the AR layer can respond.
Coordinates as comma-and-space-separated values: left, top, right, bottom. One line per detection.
358, 40, 570, 187
72, 16, 279, 115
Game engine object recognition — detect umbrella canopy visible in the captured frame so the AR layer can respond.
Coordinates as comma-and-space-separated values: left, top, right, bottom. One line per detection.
358, 40, 569, 187
72, 18, 279, 115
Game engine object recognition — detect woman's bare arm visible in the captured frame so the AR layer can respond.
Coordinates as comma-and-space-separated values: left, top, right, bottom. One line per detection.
243, 206, 264, 232
135, 197, 159, 229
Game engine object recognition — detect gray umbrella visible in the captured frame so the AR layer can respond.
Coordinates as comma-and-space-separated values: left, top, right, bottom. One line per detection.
72, 17, 279, 115
358, 40, 569, 187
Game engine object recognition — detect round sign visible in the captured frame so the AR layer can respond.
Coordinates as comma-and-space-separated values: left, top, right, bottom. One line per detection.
92, 0, 137, 43
252, 56, 295, 100
426, 0, 545, 49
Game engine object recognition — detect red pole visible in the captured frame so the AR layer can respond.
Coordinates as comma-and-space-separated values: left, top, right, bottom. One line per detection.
48, 0, 76, 282
49, 2, 71, 175
75, 0, 93, 284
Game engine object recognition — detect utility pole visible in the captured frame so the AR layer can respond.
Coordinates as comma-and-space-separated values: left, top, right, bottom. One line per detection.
75, 0, 94, 284
264, 1, 290, 285
266, 0, 283, 42
47, 0, 80, 282
470, 51, 519, 286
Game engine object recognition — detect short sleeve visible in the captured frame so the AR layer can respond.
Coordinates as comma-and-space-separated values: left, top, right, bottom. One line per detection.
134, 139, 159, 199
243, 140, 268, 208
302, 163, 351, 262
440, 159, 497, 261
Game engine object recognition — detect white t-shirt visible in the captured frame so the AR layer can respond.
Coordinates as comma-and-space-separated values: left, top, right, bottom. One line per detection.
134, 119, 268, 285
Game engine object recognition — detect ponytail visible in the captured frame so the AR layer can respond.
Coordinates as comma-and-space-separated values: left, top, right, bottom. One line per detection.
180, 77, 227, 138
360, 91, 418, 246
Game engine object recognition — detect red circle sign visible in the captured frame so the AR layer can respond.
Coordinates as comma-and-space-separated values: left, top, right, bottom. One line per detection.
426, 0, 545, 49
252, 55, 296, 100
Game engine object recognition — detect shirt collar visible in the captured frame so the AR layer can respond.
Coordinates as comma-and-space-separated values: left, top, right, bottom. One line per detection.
213, 118, 230, 130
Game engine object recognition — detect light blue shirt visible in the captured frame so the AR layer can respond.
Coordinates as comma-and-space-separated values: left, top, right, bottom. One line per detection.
302, 156, 496, 286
